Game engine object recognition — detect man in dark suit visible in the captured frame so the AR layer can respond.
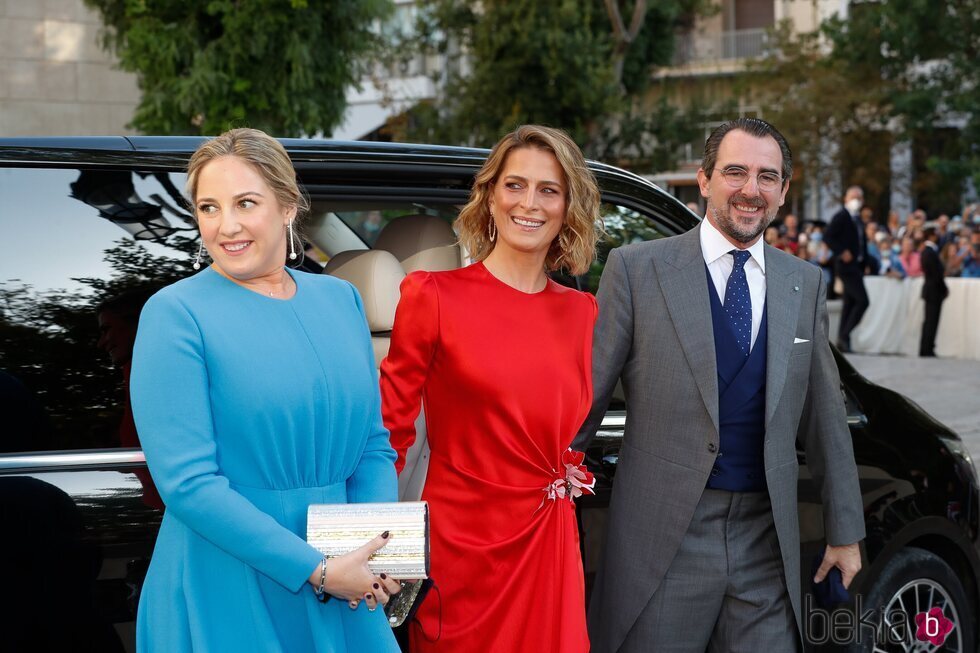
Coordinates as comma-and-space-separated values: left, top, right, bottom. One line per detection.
824, 186, 870, 351
575, 118, 864, 652
919, 225, 949, 356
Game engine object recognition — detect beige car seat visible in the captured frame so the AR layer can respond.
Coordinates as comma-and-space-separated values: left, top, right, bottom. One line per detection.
373, 214, 462, 501
324, 249, 403, 365
374, 214, 461, 273
324, 248, 429, 501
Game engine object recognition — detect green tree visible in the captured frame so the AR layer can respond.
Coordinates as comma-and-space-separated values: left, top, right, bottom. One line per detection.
84, 0, 393, 136
749, 0, 979, 206
383, 0, 713, 173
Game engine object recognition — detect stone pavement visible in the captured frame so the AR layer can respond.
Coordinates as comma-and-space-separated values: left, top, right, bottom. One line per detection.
844, 353, 980, 460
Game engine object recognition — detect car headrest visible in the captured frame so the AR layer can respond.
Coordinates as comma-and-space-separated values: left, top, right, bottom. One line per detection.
374, 214, 461, 272
324, 250, 404, 332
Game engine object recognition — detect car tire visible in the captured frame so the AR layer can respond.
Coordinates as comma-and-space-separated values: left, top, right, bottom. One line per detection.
845, 547, 975, 652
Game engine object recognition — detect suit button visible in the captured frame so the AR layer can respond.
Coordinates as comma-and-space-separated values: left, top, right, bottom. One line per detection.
711, 468, 720, 477
707, 443, 718, 453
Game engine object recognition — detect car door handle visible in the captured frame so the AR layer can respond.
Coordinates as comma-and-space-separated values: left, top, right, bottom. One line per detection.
597, 413, 625, 442
847, 414, 869, 428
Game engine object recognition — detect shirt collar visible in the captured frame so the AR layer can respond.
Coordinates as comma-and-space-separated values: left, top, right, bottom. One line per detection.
699, 216, 767, 274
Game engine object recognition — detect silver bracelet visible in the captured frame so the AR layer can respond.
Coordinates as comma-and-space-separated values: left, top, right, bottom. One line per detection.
314, 557, 328, 601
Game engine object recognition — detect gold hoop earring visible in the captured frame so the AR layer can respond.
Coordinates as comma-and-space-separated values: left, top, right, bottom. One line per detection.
487, 213, 497, 242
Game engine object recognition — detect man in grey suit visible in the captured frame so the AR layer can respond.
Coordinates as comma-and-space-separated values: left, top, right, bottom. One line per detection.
574, 118, 865, 652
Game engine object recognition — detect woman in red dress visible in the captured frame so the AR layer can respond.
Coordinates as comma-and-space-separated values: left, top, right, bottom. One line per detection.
380, 125, 601, 652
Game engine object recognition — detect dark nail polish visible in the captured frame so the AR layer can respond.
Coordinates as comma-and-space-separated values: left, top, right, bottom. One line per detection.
373, 583, 380, 589
380, 573, 387, 580
381, 530, 390, 539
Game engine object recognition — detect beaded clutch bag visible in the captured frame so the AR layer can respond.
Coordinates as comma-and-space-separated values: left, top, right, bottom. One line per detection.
306, 501, 429, 579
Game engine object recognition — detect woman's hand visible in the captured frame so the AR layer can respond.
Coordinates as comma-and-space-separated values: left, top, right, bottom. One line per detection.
369, 572, 404, 605
307, 532, 402, 607
349, 570, 404, 611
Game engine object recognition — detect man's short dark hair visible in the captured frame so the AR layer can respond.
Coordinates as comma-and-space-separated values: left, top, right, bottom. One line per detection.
701, 118, 793, 185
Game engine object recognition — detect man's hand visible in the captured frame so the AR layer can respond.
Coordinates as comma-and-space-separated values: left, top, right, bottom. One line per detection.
839, 250, 854, 264
814, 542, 862, 589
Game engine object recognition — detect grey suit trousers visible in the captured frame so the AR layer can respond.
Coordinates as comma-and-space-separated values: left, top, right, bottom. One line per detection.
621, 489, 799, 652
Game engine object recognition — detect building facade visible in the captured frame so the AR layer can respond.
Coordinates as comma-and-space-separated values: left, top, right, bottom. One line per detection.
334, 0, 959, 222
0, 0, 139, 136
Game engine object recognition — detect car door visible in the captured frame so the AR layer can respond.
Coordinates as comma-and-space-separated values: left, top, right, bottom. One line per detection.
0, 162, 196, 651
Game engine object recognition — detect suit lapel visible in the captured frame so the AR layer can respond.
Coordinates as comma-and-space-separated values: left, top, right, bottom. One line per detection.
657, 226, 719, 436
764, 247, 802, 427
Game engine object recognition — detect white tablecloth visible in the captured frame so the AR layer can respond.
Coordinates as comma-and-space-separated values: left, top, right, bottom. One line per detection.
851, 277, 980, 360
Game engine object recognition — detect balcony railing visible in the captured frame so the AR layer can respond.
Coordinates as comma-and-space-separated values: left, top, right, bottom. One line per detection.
671, 28, 769, 66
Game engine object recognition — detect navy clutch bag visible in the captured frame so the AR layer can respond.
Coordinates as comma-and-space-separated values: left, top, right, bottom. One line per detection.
810, 552, 851, 608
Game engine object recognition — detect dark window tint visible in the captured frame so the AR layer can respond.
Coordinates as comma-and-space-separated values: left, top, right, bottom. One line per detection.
584, 203, 668, 294
584, 203, 670, 408
0, 167, 196, 453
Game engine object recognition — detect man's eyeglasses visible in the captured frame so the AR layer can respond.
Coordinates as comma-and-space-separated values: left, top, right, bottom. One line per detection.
713, 167, 783, 192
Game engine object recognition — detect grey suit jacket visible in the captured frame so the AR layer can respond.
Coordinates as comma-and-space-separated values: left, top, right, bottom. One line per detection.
574, 225, 865, 652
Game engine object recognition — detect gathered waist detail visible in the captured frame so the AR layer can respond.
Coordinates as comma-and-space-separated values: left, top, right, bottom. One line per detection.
230, 479, 348, 498
230, 481, 349, 535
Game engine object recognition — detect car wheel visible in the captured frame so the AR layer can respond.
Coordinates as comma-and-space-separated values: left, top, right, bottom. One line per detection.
846, 547, 975, 652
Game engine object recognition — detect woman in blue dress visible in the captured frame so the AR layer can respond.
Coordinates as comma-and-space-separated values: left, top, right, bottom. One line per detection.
130, 128, 401, 652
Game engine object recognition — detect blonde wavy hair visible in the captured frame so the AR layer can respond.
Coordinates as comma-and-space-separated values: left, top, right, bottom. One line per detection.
455, 125, 602, 275
186, 128, 310, 221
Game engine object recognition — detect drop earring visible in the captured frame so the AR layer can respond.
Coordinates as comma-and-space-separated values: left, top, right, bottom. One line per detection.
487, 211, 496, 242
193, 239, 204, 270
287, 221, 297, 260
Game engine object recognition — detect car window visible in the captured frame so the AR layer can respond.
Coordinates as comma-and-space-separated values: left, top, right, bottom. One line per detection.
0, 167, 196, 454
585, 202, 669, 294
581, 203, 672, 408
330, 206, 459, 248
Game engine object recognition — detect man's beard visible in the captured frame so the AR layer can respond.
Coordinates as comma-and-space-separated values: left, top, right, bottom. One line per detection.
708, 193, 778, 245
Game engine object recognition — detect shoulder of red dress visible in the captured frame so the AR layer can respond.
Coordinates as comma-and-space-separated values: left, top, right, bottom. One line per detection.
548, 282, 597, 307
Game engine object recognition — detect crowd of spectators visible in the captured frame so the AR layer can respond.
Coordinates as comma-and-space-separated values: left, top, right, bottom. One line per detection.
766, 203, 980, 286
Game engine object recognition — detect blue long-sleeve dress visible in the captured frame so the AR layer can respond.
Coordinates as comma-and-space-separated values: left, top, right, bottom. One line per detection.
130, 267, 399, 653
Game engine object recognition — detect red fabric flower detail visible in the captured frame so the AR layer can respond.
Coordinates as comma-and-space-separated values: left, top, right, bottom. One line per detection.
541, 448, 596, 506
562, 449, 585, 468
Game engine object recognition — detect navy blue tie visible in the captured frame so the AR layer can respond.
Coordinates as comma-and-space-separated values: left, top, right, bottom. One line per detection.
724, 249, 753, 357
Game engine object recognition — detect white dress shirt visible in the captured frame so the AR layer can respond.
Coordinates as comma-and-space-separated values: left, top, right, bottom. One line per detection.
699, 218, 767, 351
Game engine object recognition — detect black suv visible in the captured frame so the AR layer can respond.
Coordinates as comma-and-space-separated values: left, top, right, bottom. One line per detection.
1, 137, 977, 652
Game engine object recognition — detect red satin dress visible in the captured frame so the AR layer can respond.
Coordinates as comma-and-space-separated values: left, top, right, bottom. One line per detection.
380, 262, 595, 653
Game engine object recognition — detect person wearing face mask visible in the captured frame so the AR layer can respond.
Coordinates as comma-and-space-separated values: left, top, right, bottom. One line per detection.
877, 235, 906, 279
961, 230, 980, 278
804, 227, 834, 287
824, 186, 871, 352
